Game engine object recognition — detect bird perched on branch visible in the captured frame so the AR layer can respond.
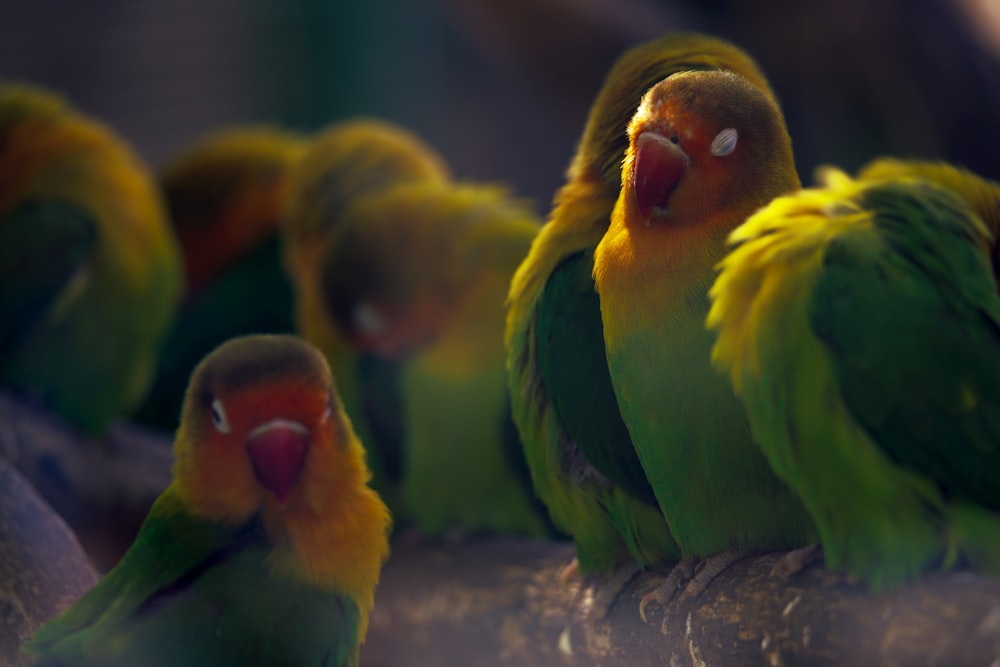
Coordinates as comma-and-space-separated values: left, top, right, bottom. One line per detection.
505, 32, 782, 585
593, 69, 817, 615
23, 334, 391, 666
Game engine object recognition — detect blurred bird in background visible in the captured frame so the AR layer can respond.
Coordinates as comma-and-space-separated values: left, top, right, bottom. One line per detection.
283, 118, 451, 518
134, 126, 307, 433
0, 82, 181, 435
318, 179, 553, 538
285, 117, 554, 538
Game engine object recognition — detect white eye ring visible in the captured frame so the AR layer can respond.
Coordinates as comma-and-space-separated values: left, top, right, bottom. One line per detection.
710, 128, 739, 157
211, 399, 231, 434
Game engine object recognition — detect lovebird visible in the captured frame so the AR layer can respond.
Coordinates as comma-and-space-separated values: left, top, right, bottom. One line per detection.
283, 118, 451, 517
505, 32, 779, 578
134, 127, 307, 431
708, 158, 1000, 588
321, 180, 553, 538
22, 334, 392, 666
592, 69, 818, 611
0, 82, 181, 434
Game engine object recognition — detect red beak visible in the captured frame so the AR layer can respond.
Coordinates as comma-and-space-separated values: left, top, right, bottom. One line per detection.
632, 131, 689, 219
246, 420, 309, 503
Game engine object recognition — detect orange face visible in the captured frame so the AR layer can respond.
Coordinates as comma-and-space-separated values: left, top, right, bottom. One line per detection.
171, 334, 351, 522
621, 70, 795, 232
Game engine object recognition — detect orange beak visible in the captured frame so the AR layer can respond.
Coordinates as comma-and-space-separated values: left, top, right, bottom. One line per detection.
246, 419, 309, 503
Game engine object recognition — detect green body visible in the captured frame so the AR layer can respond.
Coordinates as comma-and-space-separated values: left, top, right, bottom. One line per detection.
23, 489, 362, 667
0, 86, 181, 434
710, 162, 1000, 586
529, 250, 677, 567
603, 233, 816, 560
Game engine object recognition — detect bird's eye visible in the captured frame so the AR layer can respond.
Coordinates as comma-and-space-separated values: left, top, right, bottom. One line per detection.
322, 394, 333, 423
211, 398, 231, 434
669, 135, 680, 145
710, 128, 738, 157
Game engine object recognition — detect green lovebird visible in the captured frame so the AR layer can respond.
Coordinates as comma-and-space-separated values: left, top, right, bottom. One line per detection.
709, 158, 1000, 588
0, 82, 181, 434
135, 126, 308, 431
505, 32, 779, 578
592, 69, 818, 611
321, 181, 554, 538
283, 118, 451, 517
22, 334, 391, 666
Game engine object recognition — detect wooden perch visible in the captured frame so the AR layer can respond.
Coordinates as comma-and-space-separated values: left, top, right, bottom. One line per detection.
363, 537, 1000, 666
0, 461, 97, 667
0, 390, 172, 570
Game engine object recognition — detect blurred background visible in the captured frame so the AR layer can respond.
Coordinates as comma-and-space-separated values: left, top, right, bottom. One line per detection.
2, 0, 999, 214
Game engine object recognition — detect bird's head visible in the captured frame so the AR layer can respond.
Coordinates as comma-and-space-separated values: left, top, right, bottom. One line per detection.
172, 334, 356, 521
621, 69, 799, 230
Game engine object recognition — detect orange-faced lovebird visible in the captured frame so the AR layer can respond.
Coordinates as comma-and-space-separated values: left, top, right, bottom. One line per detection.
505, 33, 780, 585
592, 69, 818, 615
23, 334, 391, 666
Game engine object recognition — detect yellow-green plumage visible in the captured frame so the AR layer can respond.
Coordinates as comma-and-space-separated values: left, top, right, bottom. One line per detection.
506, 32, 781, 573
322, 181, 552, 537
0, 82, 181, 434
709, 159, 1000, 587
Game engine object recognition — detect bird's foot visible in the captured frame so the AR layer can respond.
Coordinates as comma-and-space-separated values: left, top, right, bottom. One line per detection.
585, 561, 642, 619
559, 557, 580, 585
677, 547, 752, 603
770, 543, 823, 578
638, 559, 695, 623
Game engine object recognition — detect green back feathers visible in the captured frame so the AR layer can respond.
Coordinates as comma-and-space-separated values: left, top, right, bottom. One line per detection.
709, 162, 1000, 585
811, 178, 1000, 510
285, 118, 450, 246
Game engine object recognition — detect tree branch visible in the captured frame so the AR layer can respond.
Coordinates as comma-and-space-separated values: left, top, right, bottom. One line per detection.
363, 537, 1000, 666
0, 390, 172, 570
0, 461, 96, 667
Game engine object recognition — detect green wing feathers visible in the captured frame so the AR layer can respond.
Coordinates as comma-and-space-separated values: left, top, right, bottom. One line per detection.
24, 489, 363, 667
709, 163, 1000, 586
536, 251, 658, 506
